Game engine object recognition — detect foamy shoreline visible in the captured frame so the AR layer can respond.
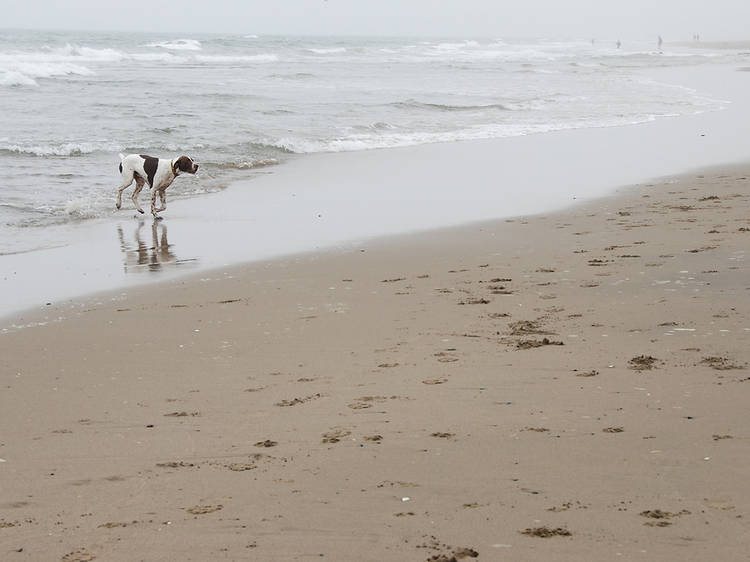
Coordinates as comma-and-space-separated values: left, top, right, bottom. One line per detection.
2, 63, 749, 324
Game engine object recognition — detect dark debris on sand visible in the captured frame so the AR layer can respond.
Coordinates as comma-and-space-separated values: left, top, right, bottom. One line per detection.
628, 355, 659, 370
520, 526, 572, 538
426, 548, 479, 561
516, 337, 564, 349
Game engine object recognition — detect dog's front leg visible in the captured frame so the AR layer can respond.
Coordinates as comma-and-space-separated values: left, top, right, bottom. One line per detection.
131, 178, 146, 214
156, 188, 168, 212
150, 187, 160, 216
115, 180, 133, 210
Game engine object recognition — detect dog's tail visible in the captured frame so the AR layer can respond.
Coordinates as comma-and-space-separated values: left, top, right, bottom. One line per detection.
118, 153, 125, 174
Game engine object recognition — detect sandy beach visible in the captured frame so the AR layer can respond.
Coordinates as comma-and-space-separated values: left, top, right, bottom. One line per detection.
2, 158, 749, 560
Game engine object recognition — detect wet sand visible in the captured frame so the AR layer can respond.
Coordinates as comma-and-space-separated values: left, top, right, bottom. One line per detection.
2, 163, 750, 560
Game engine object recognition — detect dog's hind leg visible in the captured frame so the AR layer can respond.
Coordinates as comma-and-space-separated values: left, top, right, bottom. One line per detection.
131, 174, 146, 214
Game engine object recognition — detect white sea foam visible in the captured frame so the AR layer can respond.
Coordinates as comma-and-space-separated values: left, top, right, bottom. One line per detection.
433, 40, 481, 51
307, 48, 347, 54
0, 141, 120, 157
24, 44, 129, 62
273, 112, 671, 155
0, 44, 189, 83
194, 54, 278, 63
130, 52, 183, 62
0, 45, 114, 86
0, 70, 38, 86
17, 61, 94, 77
64, 45, 126, 61
146, 39, 202, 51
64, 197, 103, 219
0, 55, 96, 87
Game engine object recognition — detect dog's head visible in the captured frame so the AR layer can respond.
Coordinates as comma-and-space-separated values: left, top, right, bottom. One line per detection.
174, 156, 199, 175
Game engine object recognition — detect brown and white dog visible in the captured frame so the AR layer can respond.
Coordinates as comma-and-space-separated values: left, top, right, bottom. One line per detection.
116, 153, 198, 216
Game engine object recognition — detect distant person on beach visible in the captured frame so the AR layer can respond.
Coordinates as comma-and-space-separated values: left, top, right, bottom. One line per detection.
658, 35, 663, 50
616, 39, 621, 49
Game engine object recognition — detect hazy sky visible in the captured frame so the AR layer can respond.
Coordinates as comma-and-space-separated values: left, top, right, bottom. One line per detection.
2, 1, 749, 40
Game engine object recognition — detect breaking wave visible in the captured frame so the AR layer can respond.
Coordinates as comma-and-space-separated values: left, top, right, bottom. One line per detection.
0, 141, 121, 157
307, 47, 347, 55
194, 53, 279, 63
0, 57, 95, 87
0, 42, 279, 87
392, 100, 512, 112
145, 39, 202, 51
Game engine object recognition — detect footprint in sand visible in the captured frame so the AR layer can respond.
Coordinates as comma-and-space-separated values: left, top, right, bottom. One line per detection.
516, 338, 564, 349
61, 550, 96, 562
322, 428, 351, 444
628, 355, 660, 371
225, 463, 256, 472
434, 352, 459, 362
519, 526, 572, 538
156, 461, 196, 468
245, 386, 267, 392
459, 298, 491, 305
640, 509, 690, 527
700, 356, 745, 370
163, 411, 200, 417
348, 395, 390, 409
420, 538, 479, 560
98, 521, 131, 528
186, 504, 223, 515
275, 393, 323, 407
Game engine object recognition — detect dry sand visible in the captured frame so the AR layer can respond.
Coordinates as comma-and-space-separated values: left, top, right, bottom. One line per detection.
1, 165, 750, 561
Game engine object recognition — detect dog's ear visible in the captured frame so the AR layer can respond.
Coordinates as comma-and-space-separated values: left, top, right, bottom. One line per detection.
175, 156, 191, 172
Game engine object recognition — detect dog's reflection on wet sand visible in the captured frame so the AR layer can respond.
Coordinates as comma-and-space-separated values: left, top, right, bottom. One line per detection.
117, 218, 197, 273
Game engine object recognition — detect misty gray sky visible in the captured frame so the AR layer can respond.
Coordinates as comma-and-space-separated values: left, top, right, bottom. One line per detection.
2, 1, 749, 40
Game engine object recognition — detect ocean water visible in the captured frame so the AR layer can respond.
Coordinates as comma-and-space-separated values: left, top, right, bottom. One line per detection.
0, 29, 743, 255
